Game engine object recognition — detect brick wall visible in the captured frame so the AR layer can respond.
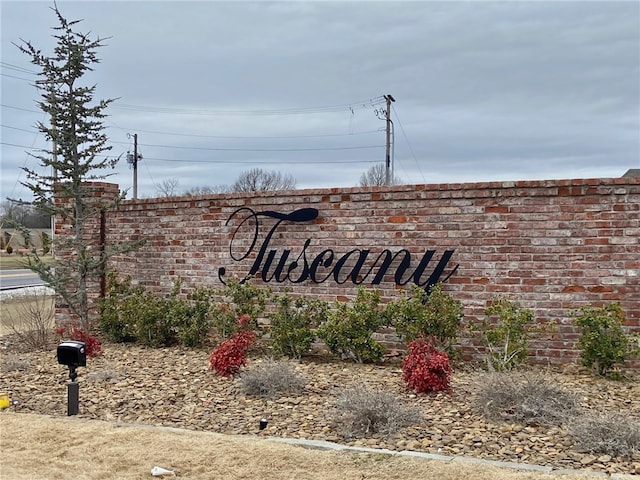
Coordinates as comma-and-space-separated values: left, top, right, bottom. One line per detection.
59, 177, 640, 366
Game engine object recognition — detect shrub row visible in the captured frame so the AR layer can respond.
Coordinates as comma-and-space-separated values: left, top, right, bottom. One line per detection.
97, 272, 639, 377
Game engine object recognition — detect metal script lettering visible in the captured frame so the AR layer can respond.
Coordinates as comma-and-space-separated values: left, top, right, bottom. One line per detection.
217, 207, 458, 291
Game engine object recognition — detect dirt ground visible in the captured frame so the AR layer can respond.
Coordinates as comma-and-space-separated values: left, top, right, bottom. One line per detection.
0, 412, 602, 480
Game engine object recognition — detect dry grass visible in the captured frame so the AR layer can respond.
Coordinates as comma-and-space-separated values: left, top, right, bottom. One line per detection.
239, 359, 307, 398
333, 385, 422, 438
0, 413, 599, 480
476, 371, 579, 427
0, 293, 55, 348
569, 412, 640, 457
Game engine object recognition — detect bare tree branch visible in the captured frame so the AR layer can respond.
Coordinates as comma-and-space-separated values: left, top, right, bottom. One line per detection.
359, 164, 403, 187
232, 168, 297, 192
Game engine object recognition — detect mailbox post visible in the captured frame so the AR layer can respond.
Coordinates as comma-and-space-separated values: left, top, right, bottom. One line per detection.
56, 341, 86, 416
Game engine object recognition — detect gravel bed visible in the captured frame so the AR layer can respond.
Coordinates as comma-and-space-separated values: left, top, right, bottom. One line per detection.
1, 342, 638, 475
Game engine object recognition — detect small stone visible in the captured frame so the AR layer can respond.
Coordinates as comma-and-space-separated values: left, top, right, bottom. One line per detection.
597, 455, 612, 463
580, 455, 597, 465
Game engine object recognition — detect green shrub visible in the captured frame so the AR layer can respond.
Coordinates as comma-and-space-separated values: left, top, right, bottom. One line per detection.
100, 274, 212, 347
133, 282, 179, 347
99, 273, 144, 343
99, 272, 175, 345
176, 287, 216, 347
571, 302, 639, 377
471, 296, 543, 371
209, 278, 270, 339
386, 283, 463, 355
269, 291, 328, 359
316, 287, 387, 363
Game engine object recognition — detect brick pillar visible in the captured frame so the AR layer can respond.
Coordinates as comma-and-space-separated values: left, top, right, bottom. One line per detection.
53, 182, 120, 329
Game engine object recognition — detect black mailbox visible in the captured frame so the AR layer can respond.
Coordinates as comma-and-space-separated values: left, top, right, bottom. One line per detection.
57, 341, 87, 367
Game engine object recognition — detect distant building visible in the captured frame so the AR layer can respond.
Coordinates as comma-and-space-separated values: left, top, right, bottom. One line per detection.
623, 168, 640, 177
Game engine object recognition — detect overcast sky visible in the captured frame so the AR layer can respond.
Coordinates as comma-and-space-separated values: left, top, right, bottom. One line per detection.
1, 0, 639, 201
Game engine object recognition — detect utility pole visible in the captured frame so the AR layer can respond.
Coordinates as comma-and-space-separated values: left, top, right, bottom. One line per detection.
127, 133, 142, 199
133, 133, 138, 199
384, 94, 395, 186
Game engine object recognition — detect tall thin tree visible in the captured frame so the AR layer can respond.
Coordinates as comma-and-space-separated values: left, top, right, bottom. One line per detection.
15, 4, 142, 330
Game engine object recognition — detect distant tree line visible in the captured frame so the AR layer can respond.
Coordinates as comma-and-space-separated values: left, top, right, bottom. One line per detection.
0, 200, 51, 229
154, 164, 405, 198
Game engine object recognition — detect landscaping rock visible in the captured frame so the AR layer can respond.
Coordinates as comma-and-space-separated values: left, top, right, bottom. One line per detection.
0, 342, 638, 475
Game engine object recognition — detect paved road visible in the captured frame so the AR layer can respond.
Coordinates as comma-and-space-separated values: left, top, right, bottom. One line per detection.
0, 269, 44, 290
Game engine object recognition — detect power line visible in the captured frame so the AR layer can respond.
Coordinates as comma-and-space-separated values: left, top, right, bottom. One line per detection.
1, 141, 380, 164
1, 141, 46, 149
1, 104, 40, 114
1, 125, 37, 134
0, 73, 34, 82
0, 61, 38, 75
146, 157, 380, 165
105, 125, 381, 140
110, 97, 386, 116
109, 140, 384, 153
391, 104, 426, 184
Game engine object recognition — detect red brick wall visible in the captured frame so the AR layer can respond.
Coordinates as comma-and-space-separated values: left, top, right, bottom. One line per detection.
61, 178, 640, 366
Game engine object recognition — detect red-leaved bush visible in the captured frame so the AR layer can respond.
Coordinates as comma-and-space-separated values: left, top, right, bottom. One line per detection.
402, 337, 451, 393
209, 315, 256, 376
55, 322, 103, 357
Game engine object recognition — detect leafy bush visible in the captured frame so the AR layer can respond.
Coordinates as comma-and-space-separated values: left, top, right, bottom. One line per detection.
209, 317, 256, 376
176, 287, 216, 347
99, 273, 144, 343
209, 278, 270, 339
333, 385, 422, 438
268, 291, 328, 359
55, 322, 103, 357
386, 283, 463, 355
471, 296, 545, 371
569, 412, 640, 457
402, 338, 451, 393
133, 285, 179, 347
239, 359, 306, 398
476, 371, 578, 426
100, 273, 215, 347
316, 287, 387, 363
571, 302, 639, 378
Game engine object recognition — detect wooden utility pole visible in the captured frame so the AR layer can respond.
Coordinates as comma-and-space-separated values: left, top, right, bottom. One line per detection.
384, 94, 395, 186
133, 133, 138, 199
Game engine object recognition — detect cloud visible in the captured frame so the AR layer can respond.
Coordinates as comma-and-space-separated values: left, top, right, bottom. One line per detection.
1, 1, 638, 201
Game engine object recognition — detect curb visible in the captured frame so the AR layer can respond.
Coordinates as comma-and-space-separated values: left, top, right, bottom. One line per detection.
0, 285, 52, 300
267, 436, 636, 479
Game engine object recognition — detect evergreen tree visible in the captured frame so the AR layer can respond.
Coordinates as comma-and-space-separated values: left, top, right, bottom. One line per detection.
15, 4, 142, 330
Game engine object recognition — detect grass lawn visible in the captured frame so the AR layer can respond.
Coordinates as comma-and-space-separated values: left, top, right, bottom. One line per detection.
0, 253, 54, 270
